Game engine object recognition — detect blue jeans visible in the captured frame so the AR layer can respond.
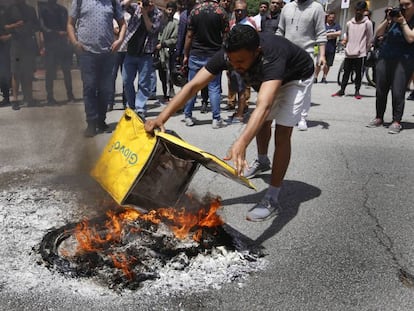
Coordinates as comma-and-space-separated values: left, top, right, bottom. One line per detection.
184, 54, 222, 120
122, 54, 153, 114
78, 51, 115, 122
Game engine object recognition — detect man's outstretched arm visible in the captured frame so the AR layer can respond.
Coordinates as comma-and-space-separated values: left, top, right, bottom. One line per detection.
144, 67, 215, 133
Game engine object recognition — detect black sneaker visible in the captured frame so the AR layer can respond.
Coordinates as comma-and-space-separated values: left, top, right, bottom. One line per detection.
200, 101, 208, 113
0, 98, 10, 106
332, 90, 345, 97
48, 98, 58, 105
321, 77, 327, 84
96, 121, 111, 134
12, 102, 20, 110
84, 122, 97, 137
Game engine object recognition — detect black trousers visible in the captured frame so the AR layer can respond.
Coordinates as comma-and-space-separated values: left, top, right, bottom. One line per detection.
375, 58, 414, 122
45, 44, 73, 100
0, 46, 10, 100
340, 57, 364, 92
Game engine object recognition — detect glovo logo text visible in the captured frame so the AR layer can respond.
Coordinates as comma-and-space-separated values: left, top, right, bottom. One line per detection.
109, 141, 138, 165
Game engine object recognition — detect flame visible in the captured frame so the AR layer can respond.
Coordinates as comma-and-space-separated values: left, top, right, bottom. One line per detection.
70, 197, 224, 278
109, 253, 137, 280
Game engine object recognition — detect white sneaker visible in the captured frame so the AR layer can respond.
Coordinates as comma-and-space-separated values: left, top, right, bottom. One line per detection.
298, 118, 308, 131
185, 117, 195, 127
246, 198, 281, 222
212, 118, 226, 129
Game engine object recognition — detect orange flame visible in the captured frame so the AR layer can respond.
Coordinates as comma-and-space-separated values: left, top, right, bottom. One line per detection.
109, 253, 137, 280
70, 197, 223, 277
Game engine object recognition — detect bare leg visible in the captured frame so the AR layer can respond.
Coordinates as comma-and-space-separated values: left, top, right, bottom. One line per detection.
270, 124, 293, 187
314, 64, 321, 80
256, 120, 272, 155
323, 65, 330, 79
234, 90, 246, 119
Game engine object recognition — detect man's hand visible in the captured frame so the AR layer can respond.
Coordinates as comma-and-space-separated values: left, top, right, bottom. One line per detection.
318, 55, 326, 67
0, 34, 12, 42
73, 41, 84, 53
111, 38, 123, 52
5, 20, 24, 30
144, 118, 166, 134
223, 139, 248, 176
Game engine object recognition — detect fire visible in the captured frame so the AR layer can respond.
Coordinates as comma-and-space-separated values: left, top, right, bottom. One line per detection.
70, 197, 224, 278
109, 253, 137, 280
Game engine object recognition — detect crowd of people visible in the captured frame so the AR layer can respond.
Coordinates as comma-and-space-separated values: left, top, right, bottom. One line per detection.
0, 0, 413, 220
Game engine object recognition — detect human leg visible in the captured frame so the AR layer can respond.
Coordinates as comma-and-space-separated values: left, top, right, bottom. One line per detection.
388, 59, 413, 133
122, 54, 138, 110
354, 57, 363, 97
20, 53, 36, 104
208, 70, 223, 126
200, 86, 209, 113
78, 52, 100, 136
244, 121, 272, 178
373, 58, 391, 122
45, 47, 58, 103
340, 57, 352, 93
225, 70, 235, 110
158, 66, 168, 98
61, 49, 74, 101
183, 55, 202, 120
247, 79, 306, 221
96, 52, 115, 130
135, 54, 153, 115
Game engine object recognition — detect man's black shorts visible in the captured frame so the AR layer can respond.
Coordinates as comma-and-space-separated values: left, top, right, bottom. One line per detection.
326, 52, 335, 67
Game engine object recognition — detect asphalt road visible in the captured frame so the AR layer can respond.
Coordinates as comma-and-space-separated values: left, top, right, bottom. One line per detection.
1, 54, 414, 310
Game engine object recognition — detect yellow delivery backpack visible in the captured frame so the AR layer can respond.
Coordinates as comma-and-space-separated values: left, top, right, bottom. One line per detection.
91, 109, 255, 210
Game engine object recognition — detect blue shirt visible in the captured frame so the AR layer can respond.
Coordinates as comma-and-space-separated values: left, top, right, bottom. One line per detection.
325, 23, 341, 54
380, 17, 414, 60
70, 0, 123, 54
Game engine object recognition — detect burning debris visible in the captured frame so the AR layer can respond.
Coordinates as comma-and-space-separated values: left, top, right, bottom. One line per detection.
34, 111, 264, 294
39, 196, 265, 292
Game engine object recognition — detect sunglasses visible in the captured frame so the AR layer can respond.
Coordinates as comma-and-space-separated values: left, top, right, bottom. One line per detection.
234, 9, 246, 13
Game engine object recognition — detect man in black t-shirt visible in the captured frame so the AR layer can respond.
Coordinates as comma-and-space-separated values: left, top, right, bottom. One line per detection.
145, 25, 314, 222
39, 0, 74, 105
4, 0, 41, 110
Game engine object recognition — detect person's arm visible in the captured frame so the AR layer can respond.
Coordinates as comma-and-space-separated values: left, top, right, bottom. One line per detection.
375, 8, 392, 38
162, 22, 178, 48
395, 13, 414, 43
112, 18, 126, 51
326, 29, 341, 40
366, 20, 374, 50
144, 67, 215, 132
4, 20, 24, 31
67, 16, 83, 52
275, 13, 285, 36
224, 79, 282, 175
0, 33, 12, 42
182, 29, 193, 67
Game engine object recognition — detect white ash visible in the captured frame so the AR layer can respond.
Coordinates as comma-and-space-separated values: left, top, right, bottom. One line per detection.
0, 185, 267, 300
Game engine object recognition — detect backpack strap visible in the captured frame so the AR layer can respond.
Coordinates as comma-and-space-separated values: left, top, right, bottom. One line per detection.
76, 0, 82, 20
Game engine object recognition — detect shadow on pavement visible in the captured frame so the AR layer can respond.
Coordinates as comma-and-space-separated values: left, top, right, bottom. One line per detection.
221, 180, 321, 246
306, 120, 330, 129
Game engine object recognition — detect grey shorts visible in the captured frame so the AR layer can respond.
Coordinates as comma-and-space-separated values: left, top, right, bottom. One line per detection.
266, 76, 313, 127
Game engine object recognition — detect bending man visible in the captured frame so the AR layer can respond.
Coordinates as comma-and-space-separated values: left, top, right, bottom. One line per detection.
145, 25, 314, 222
